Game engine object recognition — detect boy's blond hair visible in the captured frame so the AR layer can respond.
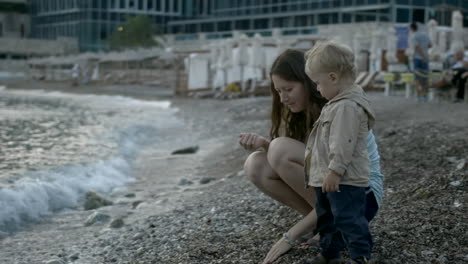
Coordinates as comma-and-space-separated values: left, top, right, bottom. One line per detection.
305, 40, 357, 81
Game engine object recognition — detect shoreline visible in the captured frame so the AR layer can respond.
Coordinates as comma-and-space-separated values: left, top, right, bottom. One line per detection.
0, 80, 467, 264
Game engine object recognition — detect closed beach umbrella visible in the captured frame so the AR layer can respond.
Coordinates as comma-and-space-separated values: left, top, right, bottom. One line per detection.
427, 19, 440, 60
450, 10, 464, 53
249, 33, 266, 92
385, 27, 398, 64
234, 34, 250, 91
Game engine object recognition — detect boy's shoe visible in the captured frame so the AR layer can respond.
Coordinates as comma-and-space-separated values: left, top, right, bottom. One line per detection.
345, 256, 368, 264
306, 255, 343, 264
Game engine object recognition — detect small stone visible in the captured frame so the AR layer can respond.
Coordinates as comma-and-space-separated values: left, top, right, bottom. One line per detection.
84, 211, 111, 226
449, 180, 461, 187
133, 232, 144, 240
136, 247, 145, 255
44, 260, 64, 264
171, 145, 199, 155
132, 200, 143, 209
456, 159, 466, 170
421, 250, 434, 258
110, 218, 125, 229
178, 178, 193, 186
124, 193, 136, 198
68, 252, 79, 261
226, 172, 237, 178
84, 191, 113, 210
199, 177, 215, 184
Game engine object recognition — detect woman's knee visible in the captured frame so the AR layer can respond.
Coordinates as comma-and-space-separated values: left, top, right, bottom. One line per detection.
244, 151, 269, 185
267, 137, 292, 170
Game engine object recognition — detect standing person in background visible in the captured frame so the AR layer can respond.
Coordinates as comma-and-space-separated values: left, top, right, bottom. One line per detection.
451, 49, 468, 103
410, 22, 431, 102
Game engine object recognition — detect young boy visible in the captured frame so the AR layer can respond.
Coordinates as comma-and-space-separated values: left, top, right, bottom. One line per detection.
303, 41, 376, 264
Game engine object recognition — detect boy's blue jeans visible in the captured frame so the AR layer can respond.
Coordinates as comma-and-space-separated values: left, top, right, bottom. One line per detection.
314, 185, 372, 260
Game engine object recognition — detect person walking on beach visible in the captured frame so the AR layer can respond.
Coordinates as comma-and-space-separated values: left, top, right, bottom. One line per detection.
409, 22, 431, 102
303, 41, 375, 264
239, 48, 383, 264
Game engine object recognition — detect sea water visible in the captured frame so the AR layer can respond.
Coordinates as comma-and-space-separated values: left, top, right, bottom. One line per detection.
0, 88, 182, 233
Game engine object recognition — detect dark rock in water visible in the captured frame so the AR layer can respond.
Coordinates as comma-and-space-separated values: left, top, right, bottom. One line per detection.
124, 193, 136, 198
171, 145, 199, 155
110, 218, 125, 229
178, 178, 193, 185
132, 200, 143, 209
199, 177, 215, 184
84, 191, 113, 210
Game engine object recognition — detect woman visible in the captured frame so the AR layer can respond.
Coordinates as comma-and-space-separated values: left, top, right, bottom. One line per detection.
239, 49, 383, 264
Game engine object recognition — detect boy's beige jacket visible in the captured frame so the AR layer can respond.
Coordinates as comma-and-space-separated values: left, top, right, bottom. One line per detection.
304, 84, 375, 188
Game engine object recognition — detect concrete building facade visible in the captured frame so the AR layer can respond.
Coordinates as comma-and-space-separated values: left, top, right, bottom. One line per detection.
0, 0, 78, 72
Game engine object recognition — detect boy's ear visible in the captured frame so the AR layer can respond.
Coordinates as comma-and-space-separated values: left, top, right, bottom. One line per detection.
329, 72, 338, 82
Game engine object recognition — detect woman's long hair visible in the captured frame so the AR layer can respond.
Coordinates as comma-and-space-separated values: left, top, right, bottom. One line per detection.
269, 49, 328, 142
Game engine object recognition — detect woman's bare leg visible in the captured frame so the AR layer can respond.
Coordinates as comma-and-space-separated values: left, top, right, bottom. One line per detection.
244, 137, 315, 216
267, 137, 315, 208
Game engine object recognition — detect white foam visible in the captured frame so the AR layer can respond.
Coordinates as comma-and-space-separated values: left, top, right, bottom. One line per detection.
0, 156, 134, 232
4, 89, 173, 109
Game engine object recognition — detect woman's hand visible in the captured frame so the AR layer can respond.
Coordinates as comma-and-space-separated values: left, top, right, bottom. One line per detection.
239, 133, 269, 151
262, 237, 292, 264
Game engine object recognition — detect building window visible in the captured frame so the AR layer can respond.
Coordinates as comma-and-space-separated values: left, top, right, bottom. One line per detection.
185, 24, 196, 33
120, 0, 125, 8
254, 18, 268, 29
463, 1, 468, 9
156, 0, 161, 11
20, 24, 25, 38
174, 0, 179, 12
235, 20, 250, 30
396, 8, 410, 23
273, 17, 285, 27
413, 8, 425, 23
319, 14, 330, 25
464, 12, 468, 27
445, 0, 458, 6
343, 13, 352, 23
294, 16, 308, 27
201, 23, 214, 32
412, 0, 426, 6
166, 0, 170, 12
0, 23, 3, 37
217, 21, 231, 31
396, 0, 409, 4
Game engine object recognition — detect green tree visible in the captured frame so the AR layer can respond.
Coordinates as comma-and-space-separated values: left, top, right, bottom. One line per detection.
108, 15, 160, 50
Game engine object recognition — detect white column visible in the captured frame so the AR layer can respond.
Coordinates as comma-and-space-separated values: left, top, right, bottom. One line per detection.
405, 83, 412, 98
384, 82, 391, 96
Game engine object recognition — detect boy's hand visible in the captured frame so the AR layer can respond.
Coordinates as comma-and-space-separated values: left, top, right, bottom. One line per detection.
322, 170, 341, 193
